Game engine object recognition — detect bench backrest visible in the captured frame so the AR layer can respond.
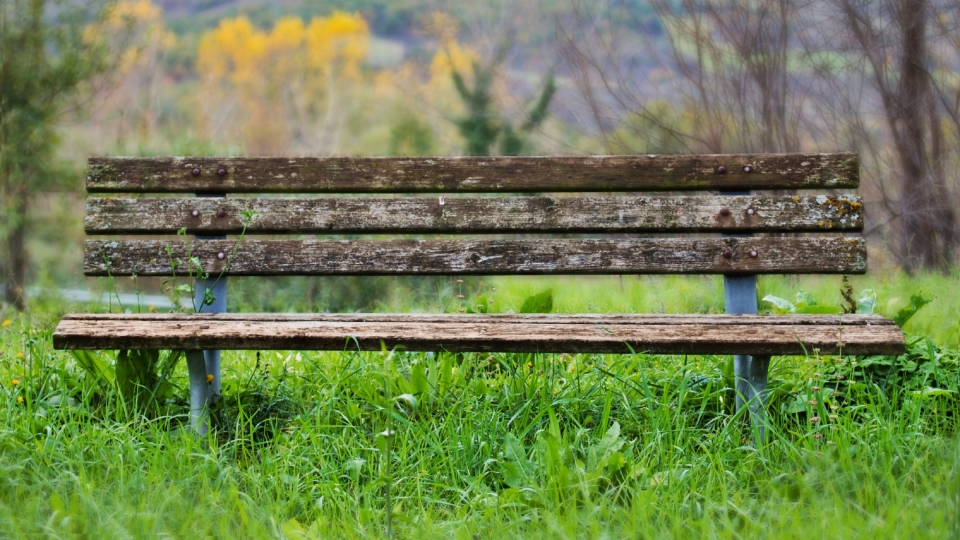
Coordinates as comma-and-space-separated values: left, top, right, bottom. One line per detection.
82, 153, 864, 278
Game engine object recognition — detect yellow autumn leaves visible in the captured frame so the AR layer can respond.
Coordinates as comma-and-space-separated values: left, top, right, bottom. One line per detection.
192, 9, 483, 155
196, 12, 372, 154
198, 13, 369, 86
82, 1, 504, 156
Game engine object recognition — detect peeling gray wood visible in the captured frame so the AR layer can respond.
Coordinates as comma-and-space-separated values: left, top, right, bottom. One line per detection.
86, 153, 859, 193
85, 195, 865, 234
84, 237, 867, 276
59, 313, 898, 326
52, 313, 905, 355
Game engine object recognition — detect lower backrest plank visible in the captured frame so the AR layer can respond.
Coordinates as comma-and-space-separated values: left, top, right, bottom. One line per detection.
85, 237, 867, 276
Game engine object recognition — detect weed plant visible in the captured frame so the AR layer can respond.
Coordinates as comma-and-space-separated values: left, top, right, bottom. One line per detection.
0, 274, 957, 537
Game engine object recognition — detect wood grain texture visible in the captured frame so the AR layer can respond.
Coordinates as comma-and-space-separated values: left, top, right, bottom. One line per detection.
59, 313, 897, 325
85, 195, 865, 234
86, 153, 859, 193
84, 237, 867, 276
52, 313, 905, 355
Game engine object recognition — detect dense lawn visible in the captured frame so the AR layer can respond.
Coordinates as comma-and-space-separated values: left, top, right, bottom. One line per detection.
0, 273, 957, 538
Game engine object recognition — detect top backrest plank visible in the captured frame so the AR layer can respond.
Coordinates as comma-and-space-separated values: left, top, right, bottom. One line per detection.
86, 153, 859, 193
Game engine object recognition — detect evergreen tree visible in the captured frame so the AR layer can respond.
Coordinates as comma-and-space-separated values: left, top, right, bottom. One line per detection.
450, 45, 556, 156
1, 0, 116, 309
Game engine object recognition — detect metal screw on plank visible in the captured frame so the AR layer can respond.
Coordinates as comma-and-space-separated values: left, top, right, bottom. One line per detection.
747, 208, 755, 215
217, 168, 226, 176
723, 249, 733, 258
743, 165, 753, 173
720, 207, 730, 216
217, 252, 225, 260
191, 210, 200, 217
217, 209, 226, 218
192, 168, 201, 176
717, 166, 726, 174
749, 250, 758, 257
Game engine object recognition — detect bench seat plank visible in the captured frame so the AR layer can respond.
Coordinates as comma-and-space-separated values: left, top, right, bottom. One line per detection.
85, 195, 864, 234
52, 313, 905, 355
86, 153, 859, 193
58, 313, 897, 325
85, 237, 867, 276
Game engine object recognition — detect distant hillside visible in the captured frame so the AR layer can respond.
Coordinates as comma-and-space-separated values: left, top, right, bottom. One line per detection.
158, 0, 463, 38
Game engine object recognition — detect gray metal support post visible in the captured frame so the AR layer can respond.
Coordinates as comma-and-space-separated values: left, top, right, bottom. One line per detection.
722, 189, 771, 443
188, 192, 226, 434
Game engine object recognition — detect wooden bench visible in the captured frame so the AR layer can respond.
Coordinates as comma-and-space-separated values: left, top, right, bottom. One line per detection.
52, 153, 906, 438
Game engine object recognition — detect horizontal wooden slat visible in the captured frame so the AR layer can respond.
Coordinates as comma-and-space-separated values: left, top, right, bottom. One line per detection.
58, 313, 898, 325
52, 313, 905, 355
86, 153, 859, 193
84, 237, 867, 276
85, 195, 864, 234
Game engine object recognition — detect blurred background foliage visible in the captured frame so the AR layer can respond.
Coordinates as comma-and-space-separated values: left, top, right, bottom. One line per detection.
2, 0, 960, 311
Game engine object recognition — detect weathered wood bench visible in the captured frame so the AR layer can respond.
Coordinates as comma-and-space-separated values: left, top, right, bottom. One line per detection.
53, 153, 906, 438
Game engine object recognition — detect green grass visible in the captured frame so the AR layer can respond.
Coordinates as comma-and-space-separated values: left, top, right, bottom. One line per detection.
0, 272, 958, 538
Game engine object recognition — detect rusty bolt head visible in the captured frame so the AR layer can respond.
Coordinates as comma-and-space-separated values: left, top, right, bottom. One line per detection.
191, 168, 201, 176
722, 249, 733, 259
217, 252, 225, 260
217, 209, 226, 218
191, 210, 199, 217
747, 208, 755, 215
749, 250, 758, 257
743, 165, 753, 173
217, 168, 226, 176
720, 207, 730, 216
717, 166, 726, 174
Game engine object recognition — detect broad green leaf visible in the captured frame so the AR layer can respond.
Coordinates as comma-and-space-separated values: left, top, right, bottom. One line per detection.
894, 292, 932, 327
795, 289, 817, 308
69, 350, 115, 386
410, 363, 429, 397
857, 289, 876, 314
859, 355, 895, 367
502, 433, 536, 488
520, 289, 553, 313
596, 421, 623, 456
762, 295, 796, 313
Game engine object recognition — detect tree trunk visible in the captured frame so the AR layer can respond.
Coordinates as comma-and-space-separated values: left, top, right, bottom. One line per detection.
4, 188, 27, 311
897, 0, 934, 272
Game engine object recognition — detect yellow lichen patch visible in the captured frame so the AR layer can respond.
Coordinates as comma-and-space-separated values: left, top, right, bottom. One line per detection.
819, 197, 853, 215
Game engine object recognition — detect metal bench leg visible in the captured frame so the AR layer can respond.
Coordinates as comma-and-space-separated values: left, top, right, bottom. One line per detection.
745, 355, 771, 442
190, 192, 226, 434
724, 273, 769, 443
187, 274, 226, 434
186, 350, 212, 434
195, 276, 225, 389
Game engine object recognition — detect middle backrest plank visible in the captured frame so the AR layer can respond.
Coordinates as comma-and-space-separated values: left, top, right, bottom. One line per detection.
85, 195, 864, 234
